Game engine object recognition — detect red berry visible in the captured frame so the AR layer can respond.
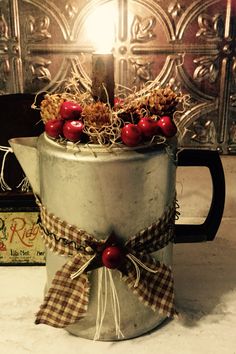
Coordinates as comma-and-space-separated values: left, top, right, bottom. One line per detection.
45, 119, 64, 139
60, 101, 82, 120
114, 97, 124, 107
138, 117, 160, 138
102, 246, 124, 269
156, 116, 177, 138
63, 120, 84, 142
121, 123, 143, 147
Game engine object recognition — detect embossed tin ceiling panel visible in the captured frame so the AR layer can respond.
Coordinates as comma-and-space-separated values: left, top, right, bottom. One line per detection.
0, 0, 235, 153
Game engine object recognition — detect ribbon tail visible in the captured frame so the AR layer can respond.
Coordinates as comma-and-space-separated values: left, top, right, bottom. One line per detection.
122, 254, 176, 318
35, 254, 90, 328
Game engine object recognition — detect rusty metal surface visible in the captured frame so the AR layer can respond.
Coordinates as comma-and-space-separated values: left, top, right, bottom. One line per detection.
0, 0, 235, 153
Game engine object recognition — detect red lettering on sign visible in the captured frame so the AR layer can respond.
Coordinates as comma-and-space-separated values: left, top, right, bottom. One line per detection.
9, 217, 40, 248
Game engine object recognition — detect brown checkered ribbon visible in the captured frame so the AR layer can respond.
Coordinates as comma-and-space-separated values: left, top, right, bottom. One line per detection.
35, 198, 177, 330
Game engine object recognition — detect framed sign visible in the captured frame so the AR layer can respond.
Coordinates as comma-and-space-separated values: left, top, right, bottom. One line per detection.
0, 205, 45, 265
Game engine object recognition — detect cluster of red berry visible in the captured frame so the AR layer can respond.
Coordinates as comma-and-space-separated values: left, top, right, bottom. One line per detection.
45, 101, 84, 142
45, 100, 177, 146
121, 116, 177, 147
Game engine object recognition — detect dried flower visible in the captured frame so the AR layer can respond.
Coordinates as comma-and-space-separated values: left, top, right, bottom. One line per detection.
82, 102, 111, 129
40, 94, 64, 123
37, 83, 184, 146
82, 102, 121, 144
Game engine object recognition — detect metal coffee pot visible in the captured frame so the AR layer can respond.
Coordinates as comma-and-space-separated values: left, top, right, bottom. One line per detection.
9, 133, 225, 340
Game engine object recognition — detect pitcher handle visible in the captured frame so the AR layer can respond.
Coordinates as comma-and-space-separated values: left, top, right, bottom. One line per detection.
174, 149, 225, 243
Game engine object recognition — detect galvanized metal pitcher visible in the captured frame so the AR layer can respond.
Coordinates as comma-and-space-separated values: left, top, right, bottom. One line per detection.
9, 133, 225, 340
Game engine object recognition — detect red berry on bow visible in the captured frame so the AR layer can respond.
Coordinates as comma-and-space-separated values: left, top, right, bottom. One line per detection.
102, 246, 124, 269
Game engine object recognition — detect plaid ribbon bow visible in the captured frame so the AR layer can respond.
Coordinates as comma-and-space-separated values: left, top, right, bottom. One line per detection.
35, 199, 177, 329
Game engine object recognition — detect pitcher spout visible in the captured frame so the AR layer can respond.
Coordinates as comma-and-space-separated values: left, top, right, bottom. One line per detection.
9, 137, 40, 196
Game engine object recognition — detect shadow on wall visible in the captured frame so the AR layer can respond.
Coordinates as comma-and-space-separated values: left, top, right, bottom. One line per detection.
173, 220, 236, 327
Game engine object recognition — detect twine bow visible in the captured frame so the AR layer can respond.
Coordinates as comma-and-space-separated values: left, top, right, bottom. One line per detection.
35, 198, 177, 331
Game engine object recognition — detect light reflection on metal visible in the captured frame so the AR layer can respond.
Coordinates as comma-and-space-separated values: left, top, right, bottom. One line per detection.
84, 3, 116, 53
